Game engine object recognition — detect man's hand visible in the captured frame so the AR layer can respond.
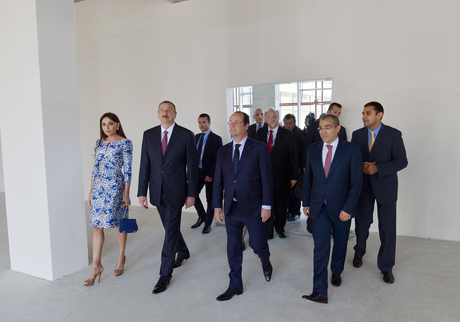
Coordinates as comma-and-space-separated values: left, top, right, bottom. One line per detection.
362, 162, 369, 172
290, 180, 297, 187
204, 176, 213, 182
363, 162, 378, 175
303, 207, 310, 218
185, 197, 195, 208
261, 208, 271, 222
214, 209, 224, 223
339, 210, 351, 221
139, 196, 148, 209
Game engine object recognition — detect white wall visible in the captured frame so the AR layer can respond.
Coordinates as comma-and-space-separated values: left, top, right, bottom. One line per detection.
75, 0, 460, 241
0, 132, 4, 192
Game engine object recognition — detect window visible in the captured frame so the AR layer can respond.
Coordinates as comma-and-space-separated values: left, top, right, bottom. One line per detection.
232, 86, 253, 115
280, 80, 332, 127
230, 79, 332, 128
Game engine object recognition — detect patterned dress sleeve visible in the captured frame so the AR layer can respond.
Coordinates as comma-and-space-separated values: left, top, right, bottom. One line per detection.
91, 139, 100, 180
123, 139, 133, 183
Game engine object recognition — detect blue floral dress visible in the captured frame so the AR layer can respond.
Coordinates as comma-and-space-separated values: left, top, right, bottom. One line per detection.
90, 138, 133, 228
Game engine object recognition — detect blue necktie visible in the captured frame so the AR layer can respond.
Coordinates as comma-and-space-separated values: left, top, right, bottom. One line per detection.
197, 133, 204, 157
233, 144, 240, 174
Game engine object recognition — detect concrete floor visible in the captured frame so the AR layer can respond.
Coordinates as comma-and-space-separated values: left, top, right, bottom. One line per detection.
0, 192, 459, 322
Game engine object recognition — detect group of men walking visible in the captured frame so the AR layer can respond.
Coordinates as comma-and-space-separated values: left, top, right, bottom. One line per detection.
137, 100, 407, 304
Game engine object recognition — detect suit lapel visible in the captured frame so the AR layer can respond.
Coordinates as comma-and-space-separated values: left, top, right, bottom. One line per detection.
164, 124, 179, 157
235, 140, 252, 175
271, 127, 283, 154
327, 140, 345, 179
369, 124, 385, 158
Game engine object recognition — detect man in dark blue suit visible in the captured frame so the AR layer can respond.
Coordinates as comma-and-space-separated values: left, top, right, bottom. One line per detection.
304, 102, 348, 234
138, 101, 198, 294
191, 113, 223, 234
213, 111, 273, 301
302, 114, 362, 304
351, 101, 408, 284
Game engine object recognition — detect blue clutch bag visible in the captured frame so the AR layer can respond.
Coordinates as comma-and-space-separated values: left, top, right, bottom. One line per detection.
119, 205, 138, 234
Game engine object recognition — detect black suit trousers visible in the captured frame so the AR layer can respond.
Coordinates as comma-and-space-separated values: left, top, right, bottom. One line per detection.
225, 202, 271, 288
354, 184, 397, 273
312, 204, 351, 295
266, 188, 289, 235
194, 170, 214, 227
156, 191, 190, 281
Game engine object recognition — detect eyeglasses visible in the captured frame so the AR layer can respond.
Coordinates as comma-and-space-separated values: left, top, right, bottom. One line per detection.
266, 116, 278, 120
228, 121, 244, 126
317, 126, 335, 131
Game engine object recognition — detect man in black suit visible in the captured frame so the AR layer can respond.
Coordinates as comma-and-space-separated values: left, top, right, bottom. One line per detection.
248, 108, 267, 139
302, 115, 362, 304
304, 102, 347, 233
191, 113, 223, 234
138, 101, 198, 294
213, 111, 273, 301
351, 101, 408, 284
283, 113, 306, 222
257, 108, 298, 239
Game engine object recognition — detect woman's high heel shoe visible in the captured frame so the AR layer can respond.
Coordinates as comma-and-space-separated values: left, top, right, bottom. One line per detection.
114, 255, 126, 277
83, 266, 104, 286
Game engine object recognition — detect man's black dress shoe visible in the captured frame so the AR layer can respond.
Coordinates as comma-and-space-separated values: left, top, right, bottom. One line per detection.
191, 218, 204, 229
302, 292, 328, 304
173, 256, 189, 268
277, 230, 286, 238
202, 225, 211, 234
382, 271, 395, 284
216, 287, 243, 301
263, 264, 273, 282
353, 254, 363, 268
152, 278, 169, 294
331, 274, 342, 287
287, 213, 300, 222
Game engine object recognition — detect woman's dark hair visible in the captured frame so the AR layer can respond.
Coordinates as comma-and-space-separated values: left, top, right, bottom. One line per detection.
94, 112, 127, 153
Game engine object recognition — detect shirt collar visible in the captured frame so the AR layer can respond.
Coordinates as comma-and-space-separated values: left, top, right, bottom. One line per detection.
161, 122, 175, 133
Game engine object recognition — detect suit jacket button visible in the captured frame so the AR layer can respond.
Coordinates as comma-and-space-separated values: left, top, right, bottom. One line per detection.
234, 180, 237, 183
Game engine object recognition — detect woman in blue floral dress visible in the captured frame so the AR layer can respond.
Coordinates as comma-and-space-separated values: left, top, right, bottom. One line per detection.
84, 112, 133, 286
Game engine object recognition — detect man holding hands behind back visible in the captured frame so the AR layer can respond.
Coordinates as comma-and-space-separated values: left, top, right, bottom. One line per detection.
213, 111, 274, 301
302, 114, 362, 304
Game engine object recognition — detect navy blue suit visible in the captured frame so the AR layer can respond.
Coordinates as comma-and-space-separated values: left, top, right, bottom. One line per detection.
194, 131, 223, 228
303, 139, 362, 295
351, 124, 408, 273
138, 123, 198, 282
213, 137, 273, 289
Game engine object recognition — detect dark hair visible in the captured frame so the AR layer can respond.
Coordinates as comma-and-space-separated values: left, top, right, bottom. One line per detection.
327, 102, 342, 112
364, 101, 384, 117
199, 113, 211, 122
158, 100, 176, 112
283, 113, 296, 123
320, 114, 340, 127
233, 111, 250, 126
95, 112, 127, 153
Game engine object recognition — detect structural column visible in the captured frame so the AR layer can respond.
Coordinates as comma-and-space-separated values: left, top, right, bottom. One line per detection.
0, 0, 88, 280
